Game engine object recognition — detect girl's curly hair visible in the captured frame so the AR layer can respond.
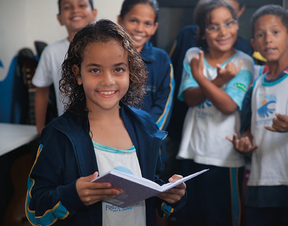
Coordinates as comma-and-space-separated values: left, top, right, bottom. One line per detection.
59, 19, 147, 116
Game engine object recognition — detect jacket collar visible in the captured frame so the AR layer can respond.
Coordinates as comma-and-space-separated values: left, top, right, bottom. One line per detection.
140, 41, 155, 63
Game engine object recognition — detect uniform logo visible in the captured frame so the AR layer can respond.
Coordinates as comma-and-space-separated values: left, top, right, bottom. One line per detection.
234, 83, 247, 92
198, 99, 212, 109
257, 95, 277, 118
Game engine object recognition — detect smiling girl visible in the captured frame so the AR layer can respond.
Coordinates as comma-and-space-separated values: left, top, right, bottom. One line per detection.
176, 0, 254, 225
25, 19, 186, 226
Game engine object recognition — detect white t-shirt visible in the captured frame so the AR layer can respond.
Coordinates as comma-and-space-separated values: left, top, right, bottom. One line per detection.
177, 47, 253, 167
92, 141, 146, 226
249, 72, 288, 186
32, 38, 69, 116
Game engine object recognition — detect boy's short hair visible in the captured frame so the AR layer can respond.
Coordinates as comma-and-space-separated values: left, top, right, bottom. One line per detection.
251, 4, 288, 37
58, 0, 94, 14
232, 0, 245, 9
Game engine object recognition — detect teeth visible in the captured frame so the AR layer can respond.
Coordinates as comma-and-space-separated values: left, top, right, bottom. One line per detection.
99, 91, 116, 95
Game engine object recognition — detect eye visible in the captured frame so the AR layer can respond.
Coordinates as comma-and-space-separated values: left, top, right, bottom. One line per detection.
79, 3, 87, 8
90, 68, 100, 73
273, 30, 279, 34
62, 5, 71, 10
130, 19, 137, 24
256, 33, 264, 38
145, 22, 153, 26
115, 68, 124, 73
207, 25, 219, 32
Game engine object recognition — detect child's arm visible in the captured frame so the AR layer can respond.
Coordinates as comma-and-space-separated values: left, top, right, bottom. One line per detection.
226, 129, 258, 155
34, 86, 50, 134
157, 174, 186, 204
76, 172, 120, 206
184, 51, 241, 114
264, 113, 288, 133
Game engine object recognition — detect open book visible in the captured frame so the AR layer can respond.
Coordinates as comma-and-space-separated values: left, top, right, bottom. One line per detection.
91, 168, 209, 208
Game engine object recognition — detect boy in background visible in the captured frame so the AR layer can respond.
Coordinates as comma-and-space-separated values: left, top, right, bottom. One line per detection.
227, 4, 288, 226
32, 0, 97, 134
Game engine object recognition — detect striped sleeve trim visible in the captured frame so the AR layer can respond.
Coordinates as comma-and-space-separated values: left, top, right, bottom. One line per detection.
156, 63, 175, 130
25, 144, 69, 226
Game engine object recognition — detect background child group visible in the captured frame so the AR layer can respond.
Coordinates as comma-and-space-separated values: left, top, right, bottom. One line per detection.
25, 0, 288, 226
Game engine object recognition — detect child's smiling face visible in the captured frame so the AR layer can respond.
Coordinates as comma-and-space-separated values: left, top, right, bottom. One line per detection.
77, 40, 130, 112
57, 0, 97, 38
204, 6, 238, 54
118, 3, 158, 52
252, 15, 288, 63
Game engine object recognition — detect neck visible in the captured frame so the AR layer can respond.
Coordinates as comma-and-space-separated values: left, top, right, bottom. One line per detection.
205, 48, 236, 67
87, 105, 121, 124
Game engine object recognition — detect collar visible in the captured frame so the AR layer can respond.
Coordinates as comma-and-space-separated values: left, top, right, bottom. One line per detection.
140, 41, 156, 63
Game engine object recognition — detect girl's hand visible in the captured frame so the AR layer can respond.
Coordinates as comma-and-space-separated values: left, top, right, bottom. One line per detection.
226, 133, 258, 155
216, 60, 242, 85
190, 50, 204, 81
157, 175, 186, 204
76, 172, 120, 206
264, 113, 288, 133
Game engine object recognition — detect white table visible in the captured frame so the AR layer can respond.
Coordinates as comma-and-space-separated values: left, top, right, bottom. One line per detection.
0, 123, 38, 157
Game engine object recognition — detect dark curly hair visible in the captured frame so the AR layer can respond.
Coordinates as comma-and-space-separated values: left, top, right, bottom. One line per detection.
194, 0, 238, 51
59, 19, 147, 116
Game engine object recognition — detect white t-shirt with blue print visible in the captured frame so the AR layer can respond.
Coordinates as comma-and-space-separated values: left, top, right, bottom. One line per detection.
177, 47, 253, 167
92, 141, 146, 226
249, 71, 288, 186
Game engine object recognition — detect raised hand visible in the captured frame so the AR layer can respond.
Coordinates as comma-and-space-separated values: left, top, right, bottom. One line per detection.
76, 172, 120, 206
157, 174, 186, 204
216, 60, 242, 85
190, 50, 205, 81
264, 113, 288, 133
226, 133, 258, 155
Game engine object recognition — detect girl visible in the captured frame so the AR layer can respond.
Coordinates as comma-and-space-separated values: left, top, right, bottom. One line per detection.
25, 19, 186, 226
176, 0, 254, 225
117, 0, 174, 132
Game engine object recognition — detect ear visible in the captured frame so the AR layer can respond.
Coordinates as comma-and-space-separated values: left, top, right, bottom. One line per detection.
57, 14, 64, 26
72, 65, 82, 85
250, 38, 257, 51
151, 22, 159, 35
117, 16, 123, 27
92, 9, 97, 21
237, 5, 245, 18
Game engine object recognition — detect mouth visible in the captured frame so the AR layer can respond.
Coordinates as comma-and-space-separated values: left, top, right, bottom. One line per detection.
216, 37, 231, 45
131, 34, 145, 42
71, 16, 83, 22
265, 47, 277, 53
97, 90, 117, 97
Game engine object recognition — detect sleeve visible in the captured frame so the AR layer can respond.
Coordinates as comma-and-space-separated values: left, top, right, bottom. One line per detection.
149, 54, 175, 130
240, 86, 253, 134
225, 53, 254, 110
32, 46, 54, 87
177, 48, 199, 101
25, 131, 85, 226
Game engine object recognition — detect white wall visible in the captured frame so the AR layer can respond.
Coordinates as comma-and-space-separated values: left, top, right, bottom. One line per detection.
0, 0, 122, 81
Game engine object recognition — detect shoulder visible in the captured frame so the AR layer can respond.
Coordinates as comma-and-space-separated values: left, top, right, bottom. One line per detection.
184, 47, 201, 60
234, 51, 254, 69
120, 103, 166, 137
151, 45, 171, 63
41, 38, 69, 56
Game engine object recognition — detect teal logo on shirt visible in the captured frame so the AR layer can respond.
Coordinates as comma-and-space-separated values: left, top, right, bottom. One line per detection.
198, 99, 212, 109
234, 83, 247, 92
257, 95, 277, 118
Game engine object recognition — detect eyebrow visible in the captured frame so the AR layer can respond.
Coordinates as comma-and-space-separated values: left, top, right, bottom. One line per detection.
85, 62, 128, 67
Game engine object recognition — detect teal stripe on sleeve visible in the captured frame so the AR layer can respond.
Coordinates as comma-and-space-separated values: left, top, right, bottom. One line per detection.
25, 144, 69, 226
156, 63, 174, 130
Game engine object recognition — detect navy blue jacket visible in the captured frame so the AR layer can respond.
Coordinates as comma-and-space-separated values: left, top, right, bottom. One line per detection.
140, 41, 174, 131
167, 25, 254, 140
26, 102, 186, 226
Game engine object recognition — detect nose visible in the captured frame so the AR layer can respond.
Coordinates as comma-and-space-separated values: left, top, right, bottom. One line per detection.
265, 32, 272, 43
218, 25, 227, 35
101, 72, 114, 86
135, 23, 144, 33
